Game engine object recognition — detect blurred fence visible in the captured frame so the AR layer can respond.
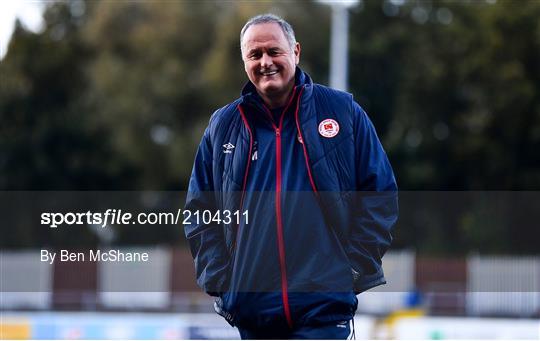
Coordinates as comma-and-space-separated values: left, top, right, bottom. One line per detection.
1, 248, 539, 317
466, 255, 540, 317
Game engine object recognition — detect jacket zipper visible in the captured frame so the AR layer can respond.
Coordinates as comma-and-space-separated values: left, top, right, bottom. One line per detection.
274, 126, 293, 328
263, 88, 298, 329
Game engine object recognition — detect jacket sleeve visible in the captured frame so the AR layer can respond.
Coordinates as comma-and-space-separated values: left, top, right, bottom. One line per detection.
349, 100, 398, 293
184, 126, 230, 296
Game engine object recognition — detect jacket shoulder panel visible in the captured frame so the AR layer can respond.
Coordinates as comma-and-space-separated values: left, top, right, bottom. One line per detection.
312, 83, 353, 99
311, 84, 353, 110
208, 98, 243, 137
310, 84, 355, 133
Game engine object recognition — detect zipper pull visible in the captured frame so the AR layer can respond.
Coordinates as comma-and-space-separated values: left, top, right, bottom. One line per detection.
275, 129, 280, 137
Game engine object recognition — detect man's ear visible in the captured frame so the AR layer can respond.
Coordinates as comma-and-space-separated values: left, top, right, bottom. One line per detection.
294, 42, 301, 65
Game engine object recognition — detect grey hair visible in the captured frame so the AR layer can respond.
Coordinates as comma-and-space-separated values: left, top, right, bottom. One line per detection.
240, 13, 297, 54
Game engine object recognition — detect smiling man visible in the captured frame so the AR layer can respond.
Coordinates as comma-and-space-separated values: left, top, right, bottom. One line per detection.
184, 14, 398, 339
240, 19, 300, 109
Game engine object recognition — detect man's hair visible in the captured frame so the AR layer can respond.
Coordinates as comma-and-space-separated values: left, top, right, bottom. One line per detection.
240, 13, 297, 54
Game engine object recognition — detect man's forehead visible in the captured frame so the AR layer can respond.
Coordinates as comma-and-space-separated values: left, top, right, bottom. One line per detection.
242, 23, 288, 47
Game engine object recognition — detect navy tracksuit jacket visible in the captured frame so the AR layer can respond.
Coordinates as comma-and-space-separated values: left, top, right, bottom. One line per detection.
184, 68, 398, 330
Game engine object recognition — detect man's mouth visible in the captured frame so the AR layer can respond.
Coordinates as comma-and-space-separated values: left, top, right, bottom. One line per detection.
260, 70, 278, 76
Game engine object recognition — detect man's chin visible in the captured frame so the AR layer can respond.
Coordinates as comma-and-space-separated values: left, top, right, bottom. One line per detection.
257, 82, 284, 96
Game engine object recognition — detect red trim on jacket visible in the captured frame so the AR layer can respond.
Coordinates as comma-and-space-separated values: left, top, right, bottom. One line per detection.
294, 88, 318, 195
236, 105, 253, 250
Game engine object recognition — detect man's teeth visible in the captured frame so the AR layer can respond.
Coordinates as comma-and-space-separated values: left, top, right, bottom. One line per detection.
261, 70, 278, 76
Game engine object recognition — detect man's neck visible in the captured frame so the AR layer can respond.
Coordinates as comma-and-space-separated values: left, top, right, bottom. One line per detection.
259, 85, 295, 109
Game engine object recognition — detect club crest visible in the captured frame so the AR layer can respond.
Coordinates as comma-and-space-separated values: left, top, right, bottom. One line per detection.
318, 119, 339, 138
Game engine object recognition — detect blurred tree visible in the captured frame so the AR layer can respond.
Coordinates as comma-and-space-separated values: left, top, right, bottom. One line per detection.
349, 0, 540, 191
0, 2, 137, 190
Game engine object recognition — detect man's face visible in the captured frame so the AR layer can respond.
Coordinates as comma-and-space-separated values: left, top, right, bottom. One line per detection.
241, 22, 300, 103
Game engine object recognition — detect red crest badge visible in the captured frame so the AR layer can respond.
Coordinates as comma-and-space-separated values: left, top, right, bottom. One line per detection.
318, 119, 339, 138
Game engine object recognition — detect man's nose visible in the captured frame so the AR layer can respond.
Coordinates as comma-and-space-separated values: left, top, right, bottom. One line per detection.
260, 53, 273, 68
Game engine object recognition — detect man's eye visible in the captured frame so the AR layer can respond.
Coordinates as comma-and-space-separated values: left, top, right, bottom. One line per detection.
249, 52, 261, 59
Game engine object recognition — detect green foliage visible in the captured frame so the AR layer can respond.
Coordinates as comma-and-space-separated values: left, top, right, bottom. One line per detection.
349, 0, 540, 190
1, 4, 135, 190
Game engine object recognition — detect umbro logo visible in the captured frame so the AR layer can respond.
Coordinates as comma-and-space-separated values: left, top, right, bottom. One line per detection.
222, 142, 235, 154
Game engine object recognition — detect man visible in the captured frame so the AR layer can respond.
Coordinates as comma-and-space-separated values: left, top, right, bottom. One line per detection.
184, 14, 398, 339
